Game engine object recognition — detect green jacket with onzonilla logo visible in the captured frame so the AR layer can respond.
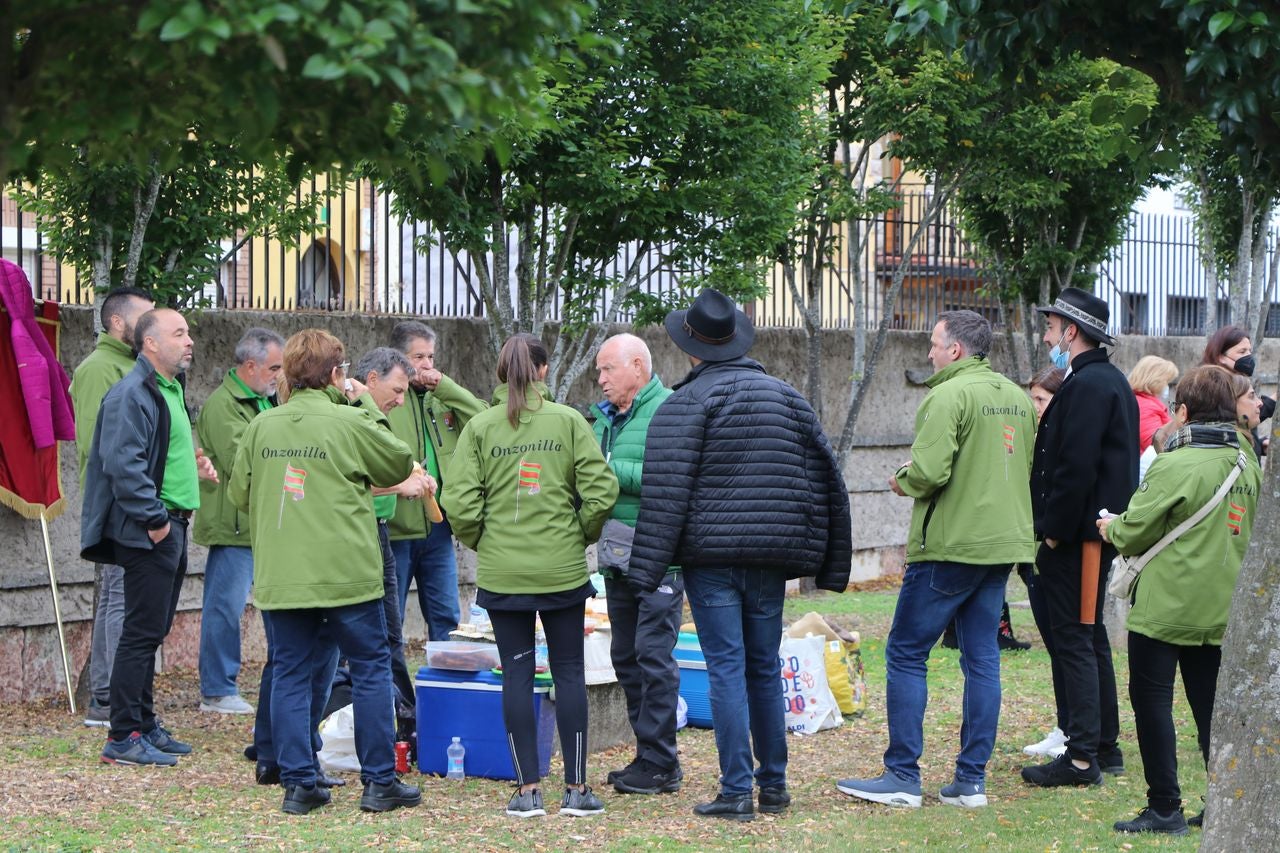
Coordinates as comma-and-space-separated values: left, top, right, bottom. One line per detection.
228, 386, 414, 610
386, 375, 486, 541
193, 369, 270, 547
443, 382, 619, 595
1109, 438, 1260, 646
898, 356, 1037, 566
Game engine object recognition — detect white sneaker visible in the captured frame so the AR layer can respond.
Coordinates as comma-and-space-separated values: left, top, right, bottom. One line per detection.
1023, 727, 1068, 756
200, 694, 254, 714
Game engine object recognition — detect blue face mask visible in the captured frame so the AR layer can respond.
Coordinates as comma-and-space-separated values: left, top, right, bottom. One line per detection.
1048, 330, 1070, 369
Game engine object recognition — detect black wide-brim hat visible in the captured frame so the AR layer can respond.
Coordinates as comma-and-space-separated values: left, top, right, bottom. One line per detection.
664, 288, 755, 361
1036, 286, 1117, 347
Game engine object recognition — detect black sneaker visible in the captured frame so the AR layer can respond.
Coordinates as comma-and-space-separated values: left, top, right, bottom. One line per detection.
612, 759, 683, 794
693, 793, 754, 821
243, 744, 258, 762
1020, 753, 1103, 787
282, 784, 330, 815
317, 772, 347, 788
143, 725, 192, 756
255, 763, 281, 785
101, 732, 178, 767
759, 786, 791, 814
997, 620, 1032, 651
1097, 747, 1125, 776
606, 756, 641, 785
1114, 806, 1189, 836
1187, 809, 1204, 828
359, 778, 422, 813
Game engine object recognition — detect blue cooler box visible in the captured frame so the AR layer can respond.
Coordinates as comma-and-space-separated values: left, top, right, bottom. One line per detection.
674, 633, 712, 728
415, 667, 554, 780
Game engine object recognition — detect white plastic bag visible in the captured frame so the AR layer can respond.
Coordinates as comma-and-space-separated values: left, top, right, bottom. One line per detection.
778, 634, 842, 734
317, 704, 361, 773
676, 695, 688, 731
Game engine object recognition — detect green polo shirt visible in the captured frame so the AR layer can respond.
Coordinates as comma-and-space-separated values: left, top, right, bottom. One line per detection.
156, 373, 200, 511
373, 492, 397, 521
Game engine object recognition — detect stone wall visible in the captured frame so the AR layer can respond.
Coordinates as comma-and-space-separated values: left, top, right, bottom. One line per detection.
1, 305, 1275, 702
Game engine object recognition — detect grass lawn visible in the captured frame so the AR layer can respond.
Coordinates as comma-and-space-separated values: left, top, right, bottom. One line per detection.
1, 586, 1204, 851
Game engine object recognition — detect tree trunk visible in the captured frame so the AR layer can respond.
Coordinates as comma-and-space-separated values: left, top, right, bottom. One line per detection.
1202, 407, 1280, 849
835, 184, 953, 467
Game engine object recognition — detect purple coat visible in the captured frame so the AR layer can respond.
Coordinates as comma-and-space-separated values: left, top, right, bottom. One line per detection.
0, 259, 74, 448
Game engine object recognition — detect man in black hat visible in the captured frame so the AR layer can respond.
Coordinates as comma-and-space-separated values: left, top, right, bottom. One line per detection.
627, 289, 853, 821
1021, 287, 1139, 788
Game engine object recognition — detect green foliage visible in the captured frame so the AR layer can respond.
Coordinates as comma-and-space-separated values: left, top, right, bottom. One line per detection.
15, 143, 323, 308
378, 0, 837, 389
3, 0, 594, 181
950, 59, 1160, 306
873, 0, 1280, 174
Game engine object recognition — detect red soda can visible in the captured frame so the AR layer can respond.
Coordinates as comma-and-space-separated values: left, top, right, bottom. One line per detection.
395, 740, 410, 773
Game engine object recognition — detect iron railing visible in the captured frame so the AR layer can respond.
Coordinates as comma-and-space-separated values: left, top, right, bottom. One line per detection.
4, 185, 1276, 336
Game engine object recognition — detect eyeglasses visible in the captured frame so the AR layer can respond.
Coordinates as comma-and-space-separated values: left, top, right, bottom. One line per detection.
337, 361, 350, 373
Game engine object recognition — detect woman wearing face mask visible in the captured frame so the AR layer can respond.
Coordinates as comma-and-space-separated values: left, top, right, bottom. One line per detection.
1202, 326, 1274, 457
1128, 357, 1179, 454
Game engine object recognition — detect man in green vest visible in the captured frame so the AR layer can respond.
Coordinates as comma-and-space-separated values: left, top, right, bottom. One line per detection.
385, 321, 485, 639
592, 333, 683, 796
194, 328, 284, 715
69, 286, 154, 728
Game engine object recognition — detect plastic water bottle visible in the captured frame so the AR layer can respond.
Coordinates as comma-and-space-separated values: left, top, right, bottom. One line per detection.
446, 737, 465, 780
469, 603, 490, 632
534, 626, 549, 671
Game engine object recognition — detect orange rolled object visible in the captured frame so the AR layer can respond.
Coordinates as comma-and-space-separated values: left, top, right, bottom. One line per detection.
424, 492, 444, 524
1080, 540, 1101, 625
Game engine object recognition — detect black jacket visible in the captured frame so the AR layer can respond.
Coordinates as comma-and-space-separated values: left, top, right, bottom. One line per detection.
1031, 347, 1139, 544
80, 356, 173, 562
628, 357, 852, 593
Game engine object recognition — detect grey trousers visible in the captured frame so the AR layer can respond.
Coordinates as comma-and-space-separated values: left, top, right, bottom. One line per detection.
89, 563, 127, 705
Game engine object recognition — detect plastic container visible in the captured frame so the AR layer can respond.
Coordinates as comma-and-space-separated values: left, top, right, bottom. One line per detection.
424, 641, 501, 672
446, 737, 465, 780
415, 667, 553, 780
674, 632, 712, 728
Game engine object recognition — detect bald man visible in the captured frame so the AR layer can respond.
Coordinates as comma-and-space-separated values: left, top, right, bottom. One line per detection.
592, 334, 683, 795
81, 308, 217, 766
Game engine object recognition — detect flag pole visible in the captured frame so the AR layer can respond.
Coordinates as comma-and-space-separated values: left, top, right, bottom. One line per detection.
39, 514, 76, 714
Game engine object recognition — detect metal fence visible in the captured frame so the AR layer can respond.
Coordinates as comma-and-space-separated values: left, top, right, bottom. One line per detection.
4, 185, 1276, 336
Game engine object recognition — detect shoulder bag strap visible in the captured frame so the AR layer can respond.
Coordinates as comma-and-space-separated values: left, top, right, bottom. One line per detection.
1128, 450, 1248, 573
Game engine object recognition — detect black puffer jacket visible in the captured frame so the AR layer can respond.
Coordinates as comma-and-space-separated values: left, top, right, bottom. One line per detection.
628, 357, 852, 593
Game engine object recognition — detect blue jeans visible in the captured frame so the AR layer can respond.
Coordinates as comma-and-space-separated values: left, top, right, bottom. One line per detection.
263, 599, 395, 787
199, 545, 254, 697
391, 518, 460, 641
684, 568, 787, 797
253, 612, 338, 774
884, 561, 1010, 784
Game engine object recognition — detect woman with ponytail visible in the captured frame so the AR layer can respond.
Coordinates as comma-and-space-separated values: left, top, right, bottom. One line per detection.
443, 333, 619, 818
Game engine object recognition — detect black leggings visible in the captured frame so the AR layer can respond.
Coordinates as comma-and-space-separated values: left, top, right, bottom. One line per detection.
490, 604, 589, 786
1128, 631, 1220, 812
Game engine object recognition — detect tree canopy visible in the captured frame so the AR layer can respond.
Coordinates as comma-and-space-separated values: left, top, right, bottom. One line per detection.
876, 0, 1280, 162
2, 0, 594, 181
379, 0, 839, 396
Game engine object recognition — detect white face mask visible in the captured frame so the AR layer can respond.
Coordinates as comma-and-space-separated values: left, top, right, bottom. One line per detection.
1160, 386, 1170, 402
